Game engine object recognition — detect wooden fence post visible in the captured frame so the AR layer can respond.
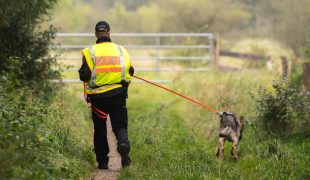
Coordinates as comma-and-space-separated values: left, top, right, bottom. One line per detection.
303, 62, 310, 91
280, 56, 288, 76
213, 34, 220, 71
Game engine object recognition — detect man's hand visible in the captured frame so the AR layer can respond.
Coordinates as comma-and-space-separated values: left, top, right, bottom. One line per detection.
129, 66, 134, 76
78, 57, 91, 82
121, 80, 129, 87
86, 95, 91, 103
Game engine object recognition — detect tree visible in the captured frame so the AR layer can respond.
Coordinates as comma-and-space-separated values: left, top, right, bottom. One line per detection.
241, 0, 310, 58
0, 0, 60, 93
156, 0, 251, 34
48, 0, 93, 32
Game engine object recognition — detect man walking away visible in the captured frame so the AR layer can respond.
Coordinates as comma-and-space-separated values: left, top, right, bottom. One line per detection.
78, 21, 134, 169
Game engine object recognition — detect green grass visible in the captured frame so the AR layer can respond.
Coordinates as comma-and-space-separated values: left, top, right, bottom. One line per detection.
4, 66, 307, 179
118, 70, 309, 179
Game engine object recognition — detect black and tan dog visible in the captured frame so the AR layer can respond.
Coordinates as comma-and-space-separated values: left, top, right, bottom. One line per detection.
216, 112, 244, 160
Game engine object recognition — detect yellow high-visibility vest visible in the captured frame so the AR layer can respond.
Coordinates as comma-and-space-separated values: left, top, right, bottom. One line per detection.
82, 42, 131, 94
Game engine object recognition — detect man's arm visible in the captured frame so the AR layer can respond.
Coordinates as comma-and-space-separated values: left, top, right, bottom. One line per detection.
78, 56, 91, 82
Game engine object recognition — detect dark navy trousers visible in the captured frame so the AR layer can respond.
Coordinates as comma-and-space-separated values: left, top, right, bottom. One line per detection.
90, 93, 130, 165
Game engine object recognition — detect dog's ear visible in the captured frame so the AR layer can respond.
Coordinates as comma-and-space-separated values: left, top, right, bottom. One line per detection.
219, 111, 227, 118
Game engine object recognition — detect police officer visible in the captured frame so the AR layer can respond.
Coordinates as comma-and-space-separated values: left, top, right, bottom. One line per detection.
78, 21, 134, 169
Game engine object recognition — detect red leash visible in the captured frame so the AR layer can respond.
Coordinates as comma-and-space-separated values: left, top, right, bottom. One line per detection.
83, 75, 221, 118
83, 83, 108, 119
133, 75, 221, 114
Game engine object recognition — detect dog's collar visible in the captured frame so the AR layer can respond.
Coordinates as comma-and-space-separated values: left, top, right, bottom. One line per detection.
219, 111, 233, 116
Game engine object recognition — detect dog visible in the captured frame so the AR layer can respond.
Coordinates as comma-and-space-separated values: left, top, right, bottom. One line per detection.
216, 112, 244, 160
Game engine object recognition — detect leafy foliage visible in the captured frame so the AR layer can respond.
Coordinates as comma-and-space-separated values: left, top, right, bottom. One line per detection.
254, 78, 310, 137
0, 59, 94, 179
0, 1, 96, 178
235, 0, 310, 58
289, 61, 304, 90
50, 0, 310, 58
0, 0, 61, 94
303, 38, 310, 60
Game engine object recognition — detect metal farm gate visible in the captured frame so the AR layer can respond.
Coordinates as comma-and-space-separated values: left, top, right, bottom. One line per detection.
55, 33, 215, 83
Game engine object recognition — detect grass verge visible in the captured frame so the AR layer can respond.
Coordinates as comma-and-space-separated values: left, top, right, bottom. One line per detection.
119, 70, 309, 179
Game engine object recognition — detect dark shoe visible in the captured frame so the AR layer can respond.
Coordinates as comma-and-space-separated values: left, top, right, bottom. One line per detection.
97, 163, 108, 169
117, 144, 131, 167
121, 154, 131, 167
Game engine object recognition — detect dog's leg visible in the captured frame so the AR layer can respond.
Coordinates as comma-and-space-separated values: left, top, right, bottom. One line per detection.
231, 139, 239, 161
216, 137, 225, 158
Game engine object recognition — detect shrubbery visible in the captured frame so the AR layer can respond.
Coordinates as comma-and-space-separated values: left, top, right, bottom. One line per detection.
254, 78, 310, 137
0, 1, 96, 178
0, 60, 94, 179
0, 0, 61, 95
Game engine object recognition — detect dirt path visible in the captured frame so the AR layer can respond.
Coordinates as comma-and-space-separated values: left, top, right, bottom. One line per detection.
90, 118, 121, 180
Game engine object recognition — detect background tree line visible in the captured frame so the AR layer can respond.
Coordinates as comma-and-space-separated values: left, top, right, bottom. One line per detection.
49, 0, 310, 59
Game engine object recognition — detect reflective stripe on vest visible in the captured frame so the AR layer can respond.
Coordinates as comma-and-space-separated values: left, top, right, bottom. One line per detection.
86, 83, 122, 94
117, 45, 125, 80
89, 46, 96, 87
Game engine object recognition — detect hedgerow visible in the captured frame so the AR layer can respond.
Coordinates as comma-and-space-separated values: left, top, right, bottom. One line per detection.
0, 0, 61, 96
0, 59, 94, 179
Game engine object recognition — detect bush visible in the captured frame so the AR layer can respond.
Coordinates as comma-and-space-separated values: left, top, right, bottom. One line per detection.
254, 78, 310, 137
0, 2, 94, 178
301, 35, 310, 61
0, 0, 61, 95
289, 62, 303, 90
0, 59, 94, 179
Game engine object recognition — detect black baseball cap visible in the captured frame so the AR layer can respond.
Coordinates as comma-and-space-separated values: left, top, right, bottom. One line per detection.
95, 21, 110, 32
